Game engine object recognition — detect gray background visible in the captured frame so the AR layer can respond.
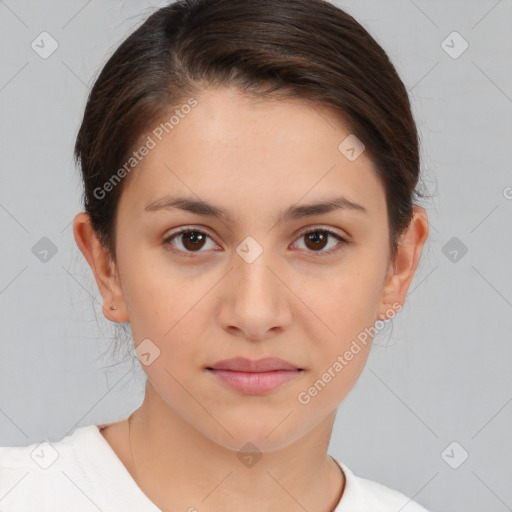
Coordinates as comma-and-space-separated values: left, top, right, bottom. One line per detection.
1, 1, 511, 511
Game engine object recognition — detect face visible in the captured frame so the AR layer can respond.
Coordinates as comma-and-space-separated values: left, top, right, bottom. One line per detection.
80, 85, 418, 452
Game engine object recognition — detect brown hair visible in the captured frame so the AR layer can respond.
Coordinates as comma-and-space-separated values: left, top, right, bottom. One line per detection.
74, 0, 428, 263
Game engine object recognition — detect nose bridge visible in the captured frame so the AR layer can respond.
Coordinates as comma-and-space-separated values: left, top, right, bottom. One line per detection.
217, 232, 292, 338
232, 233, 277, 299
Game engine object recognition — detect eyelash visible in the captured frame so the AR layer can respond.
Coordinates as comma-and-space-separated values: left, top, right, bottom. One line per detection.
162, 226, 348, 258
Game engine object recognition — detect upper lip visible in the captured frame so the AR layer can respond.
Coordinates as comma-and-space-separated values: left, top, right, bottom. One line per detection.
207, 357, 303, 372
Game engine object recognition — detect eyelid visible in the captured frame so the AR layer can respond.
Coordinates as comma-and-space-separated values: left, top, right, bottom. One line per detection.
162, 225, 221, 257
163, 225, 349, 257
298, 225, 348, 241
292, 226, 348, 256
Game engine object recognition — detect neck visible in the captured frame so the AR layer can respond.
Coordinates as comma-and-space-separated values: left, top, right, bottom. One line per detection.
125, 381, 344, 512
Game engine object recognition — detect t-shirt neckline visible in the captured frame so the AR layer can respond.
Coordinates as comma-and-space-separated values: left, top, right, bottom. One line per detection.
78, 420, 356, 512
79, 420, 162, 510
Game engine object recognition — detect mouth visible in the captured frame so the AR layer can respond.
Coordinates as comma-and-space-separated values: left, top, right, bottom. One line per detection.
206, 357, 304, 395
207, 356, 304, 372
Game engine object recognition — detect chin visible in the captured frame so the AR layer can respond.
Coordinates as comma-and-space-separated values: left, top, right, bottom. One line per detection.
195, 412, 307, 454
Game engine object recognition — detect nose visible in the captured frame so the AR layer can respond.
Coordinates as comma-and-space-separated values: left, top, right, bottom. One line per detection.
216, 242, 293, 342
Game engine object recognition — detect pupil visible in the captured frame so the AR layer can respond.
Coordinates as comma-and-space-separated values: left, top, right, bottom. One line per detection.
180, 231, 329, 252
184, 232, 205, 250
306, 231, 327, 250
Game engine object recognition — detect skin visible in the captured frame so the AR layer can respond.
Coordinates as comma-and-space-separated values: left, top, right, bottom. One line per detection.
73, 85, 429, 512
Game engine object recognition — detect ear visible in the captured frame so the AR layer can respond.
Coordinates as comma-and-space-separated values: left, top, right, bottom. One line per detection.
72, 212, 129, 323
377, 206, 429, 320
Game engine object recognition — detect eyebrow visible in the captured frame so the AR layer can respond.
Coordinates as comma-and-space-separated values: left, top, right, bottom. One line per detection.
144, 194, 368, 223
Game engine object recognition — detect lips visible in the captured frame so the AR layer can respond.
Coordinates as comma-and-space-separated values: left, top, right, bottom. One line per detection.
207, 357, 303, 372
206, 357, 304, 395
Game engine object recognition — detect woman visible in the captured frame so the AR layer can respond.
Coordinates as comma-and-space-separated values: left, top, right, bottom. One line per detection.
0, 0, 431, 510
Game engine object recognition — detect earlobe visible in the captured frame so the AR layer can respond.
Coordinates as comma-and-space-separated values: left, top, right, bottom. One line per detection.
72, 212, 129, 323
377, 206, 429, 320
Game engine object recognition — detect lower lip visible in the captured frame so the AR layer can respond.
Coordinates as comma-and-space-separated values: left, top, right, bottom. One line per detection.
207, 369, 302, 395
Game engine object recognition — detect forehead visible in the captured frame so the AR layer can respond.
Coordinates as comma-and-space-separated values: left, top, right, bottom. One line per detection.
119, 86, 386, 220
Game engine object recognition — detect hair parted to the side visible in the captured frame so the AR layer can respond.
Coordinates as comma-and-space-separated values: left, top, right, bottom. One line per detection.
74, 0, 429, 264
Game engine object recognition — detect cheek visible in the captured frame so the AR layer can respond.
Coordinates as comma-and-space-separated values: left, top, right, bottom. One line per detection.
298, 278, 378, 411
118, 259, 211, 365
302, 253, 387, 386
302, 257, 385, 334
116, 242, 182, 324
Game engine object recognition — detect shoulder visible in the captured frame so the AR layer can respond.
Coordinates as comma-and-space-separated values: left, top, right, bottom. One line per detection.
0, 424, 98, 469
0, 425, 101, 510
334, 459, 431, 512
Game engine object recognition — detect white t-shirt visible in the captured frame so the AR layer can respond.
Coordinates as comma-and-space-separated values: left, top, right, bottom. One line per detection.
0, 420, 431, 512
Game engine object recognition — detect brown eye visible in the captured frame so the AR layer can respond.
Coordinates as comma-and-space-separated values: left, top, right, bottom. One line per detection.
164, 228, 217, 255
164, 226, 347, 258
181, 231, 207, 251
304, 231, 329, 251
294, 228, 347, 256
